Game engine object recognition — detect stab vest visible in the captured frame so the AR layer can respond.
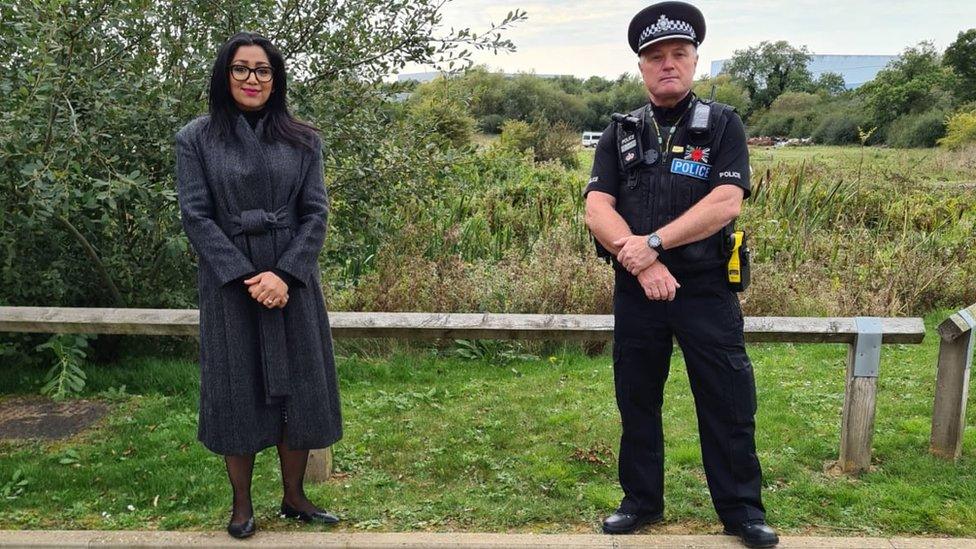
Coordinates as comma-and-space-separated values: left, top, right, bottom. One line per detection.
601, 98, 737, 275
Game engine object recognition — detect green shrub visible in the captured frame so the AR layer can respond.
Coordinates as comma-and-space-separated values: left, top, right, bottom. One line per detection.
406, 79, 476, 149
477, 114, 506, 134
498, 119, 580, 168
535, 122, 581, 169
938, 109, 976, 150
886, 110, 947, 148
751, 92, 821, 137
753, 112, 820, 138
754, 113, 794, 137
812, 112, 862, 144
498, 119, 535, 151
769, 91, 821, 113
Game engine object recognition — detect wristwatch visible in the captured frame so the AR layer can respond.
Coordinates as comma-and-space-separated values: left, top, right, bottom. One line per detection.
646, 232, 664, 253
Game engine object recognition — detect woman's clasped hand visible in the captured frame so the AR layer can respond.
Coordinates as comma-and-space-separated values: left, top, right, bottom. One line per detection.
244, 272, 289, 309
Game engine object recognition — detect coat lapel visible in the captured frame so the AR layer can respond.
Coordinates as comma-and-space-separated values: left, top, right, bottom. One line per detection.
235, 115, 275, 205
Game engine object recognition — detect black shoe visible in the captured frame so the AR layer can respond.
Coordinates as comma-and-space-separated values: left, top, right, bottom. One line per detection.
226, 515, 256, 539
601, 510, 663, 534
280, 501, 340, 525
723, 519, 779, 548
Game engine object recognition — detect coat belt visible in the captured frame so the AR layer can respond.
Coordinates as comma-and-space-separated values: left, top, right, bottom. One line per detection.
230, 207, 292, 404
230, 206, 291, 237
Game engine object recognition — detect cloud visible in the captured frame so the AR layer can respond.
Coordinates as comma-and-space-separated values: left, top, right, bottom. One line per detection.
408, 0, 976, 79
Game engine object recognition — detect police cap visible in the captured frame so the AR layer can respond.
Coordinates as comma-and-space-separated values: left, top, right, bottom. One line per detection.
628, 1, 706, 54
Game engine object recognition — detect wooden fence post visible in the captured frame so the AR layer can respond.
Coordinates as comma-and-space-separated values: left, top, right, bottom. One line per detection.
930, 304, 976, 460
305, 447, 333, 483
839, 317, 882, 473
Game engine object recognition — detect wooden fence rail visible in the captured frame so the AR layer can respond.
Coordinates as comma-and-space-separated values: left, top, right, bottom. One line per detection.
0, 307, 924, 343
0, 307, 926, 478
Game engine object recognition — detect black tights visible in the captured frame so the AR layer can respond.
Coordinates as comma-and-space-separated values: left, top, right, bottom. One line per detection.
224, 429, 325, 524
224, 454, 255, 524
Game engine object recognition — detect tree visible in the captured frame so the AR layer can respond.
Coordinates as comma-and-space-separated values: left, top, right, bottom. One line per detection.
501, 74, 588, 127
440, 68, 590, 130
857, 42, 956, 131
944, 29, 976, 103
582, 75, 648, 130
582, 76, 614, 94
723, 41, 813, 116
693, 74, 750, 113
549, 75, 585, 96
813, 72, 847, 96
0, 0, 525, 310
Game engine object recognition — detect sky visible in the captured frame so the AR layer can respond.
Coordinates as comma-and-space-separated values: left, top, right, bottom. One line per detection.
402, 0, 976, 80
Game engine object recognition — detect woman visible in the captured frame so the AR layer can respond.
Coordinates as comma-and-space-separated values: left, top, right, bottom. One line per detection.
175, 32, 342, 539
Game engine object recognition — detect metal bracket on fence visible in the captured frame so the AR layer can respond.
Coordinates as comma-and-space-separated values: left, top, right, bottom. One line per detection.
957, 308, 976, 371
853, 317, 883, 378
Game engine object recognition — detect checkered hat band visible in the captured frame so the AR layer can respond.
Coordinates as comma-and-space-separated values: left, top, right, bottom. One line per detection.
639, 14, 697, 44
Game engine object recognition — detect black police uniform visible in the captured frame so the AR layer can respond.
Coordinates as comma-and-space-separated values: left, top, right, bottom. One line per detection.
584, 92, 766, 528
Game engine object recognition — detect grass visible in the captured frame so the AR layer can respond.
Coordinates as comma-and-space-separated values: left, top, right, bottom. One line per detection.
1, 311, 974, 535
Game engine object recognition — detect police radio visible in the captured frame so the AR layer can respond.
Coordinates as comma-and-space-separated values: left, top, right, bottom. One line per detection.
727, 230, 751, 292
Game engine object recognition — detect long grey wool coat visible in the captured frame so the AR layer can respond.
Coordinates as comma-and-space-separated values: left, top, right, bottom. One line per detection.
175, 114, 342, 456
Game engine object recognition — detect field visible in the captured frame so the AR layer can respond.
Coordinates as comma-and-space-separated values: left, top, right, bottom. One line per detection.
334, 143, 975, 317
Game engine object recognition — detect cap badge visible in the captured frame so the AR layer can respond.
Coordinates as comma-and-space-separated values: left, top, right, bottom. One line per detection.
640, 14, 697, 44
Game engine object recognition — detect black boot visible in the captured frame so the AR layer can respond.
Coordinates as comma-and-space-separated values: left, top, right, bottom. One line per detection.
724, 519, 779, 548
601, 510, 663, 534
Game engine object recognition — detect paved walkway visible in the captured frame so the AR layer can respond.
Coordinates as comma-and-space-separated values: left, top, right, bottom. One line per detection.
1, 531, 975, 548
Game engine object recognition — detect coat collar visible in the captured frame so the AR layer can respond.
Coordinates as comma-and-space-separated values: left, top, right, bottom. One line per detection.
234, 114, 273, 195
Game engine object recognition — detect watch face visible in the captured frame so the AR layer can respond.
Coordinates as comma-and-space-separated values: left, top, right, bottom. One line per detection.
648, 234, 661, 248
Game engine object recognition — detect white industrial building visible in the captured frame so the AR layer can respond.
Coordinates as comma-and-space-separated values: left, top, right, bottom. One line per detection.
710, 55, 897, 89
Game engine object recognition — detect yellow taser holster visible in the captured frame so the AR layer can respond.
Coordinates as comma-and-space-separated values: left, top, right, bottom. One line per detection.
727, 230, 750, 292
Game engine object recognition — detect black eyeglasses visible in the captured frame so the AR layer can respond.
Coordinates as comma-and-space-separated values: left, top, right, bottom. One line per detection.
228, 64, 274, 83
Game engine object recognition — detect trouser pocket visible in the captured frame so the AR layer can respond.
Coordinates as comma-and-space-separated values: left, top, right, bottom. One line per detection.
726, 349, 757, 423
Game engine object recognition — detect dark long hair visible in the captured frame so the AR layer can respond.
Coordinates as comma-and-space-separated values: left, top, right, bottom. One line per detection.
206, 32, 318, 149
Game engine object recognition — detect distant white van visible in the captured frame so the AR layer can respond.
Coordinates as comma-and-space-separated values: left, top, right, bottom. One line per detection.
581, 131, 602, 148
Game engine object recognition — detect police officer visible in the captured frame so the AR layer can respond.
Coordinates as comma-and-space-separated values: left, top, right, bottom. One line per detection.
584, 3, 778, 548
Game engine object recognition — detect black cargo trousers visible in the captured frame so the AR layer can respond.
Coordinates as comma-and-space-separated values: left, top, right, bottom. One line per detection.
611, 266, 765, 527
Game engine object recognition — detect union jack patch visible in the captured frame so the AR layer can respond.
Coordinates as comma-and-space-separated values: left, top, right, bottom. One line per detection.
684, 146, 710, 164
